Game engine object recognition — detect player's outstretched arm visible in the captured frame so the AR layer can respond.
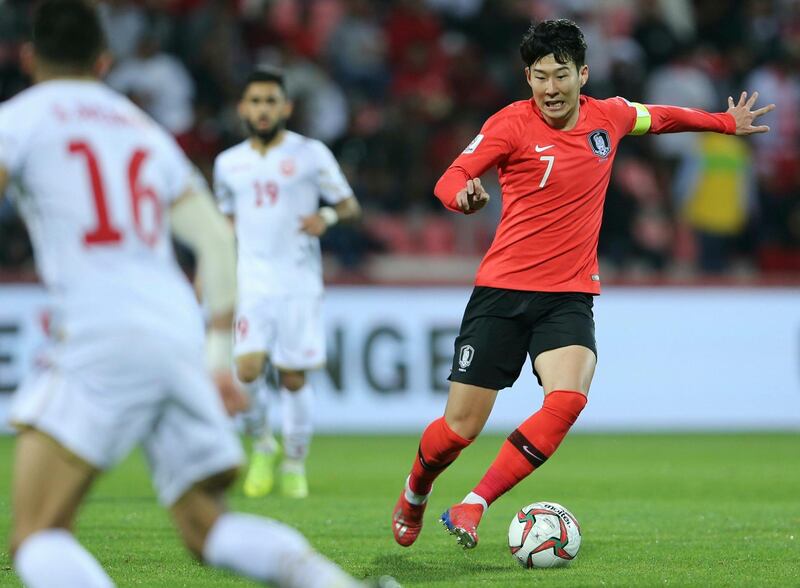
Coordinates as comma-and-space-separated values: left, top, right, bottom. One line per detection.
726, 91, 776, 135
640, 91, 775, 136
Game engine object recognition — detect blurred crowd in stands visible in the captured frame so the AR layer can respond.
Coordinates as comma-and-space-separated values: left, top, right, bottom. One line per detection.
1, 0, 799, 282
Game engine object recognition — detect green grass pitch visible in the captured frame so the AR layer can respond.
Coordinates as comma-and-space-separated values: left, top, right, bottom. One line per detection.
1, 433, 798, 587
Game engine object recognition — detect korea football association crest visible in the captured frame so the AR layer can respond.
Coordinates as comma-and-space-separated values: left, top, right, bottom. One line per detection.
587, 129, 611, 158
458, 344, 475, 371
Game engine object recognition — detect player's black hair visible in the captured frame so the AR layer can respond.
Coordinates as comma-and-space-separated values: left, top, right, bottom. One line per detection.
33, 0, 105, 69
242, 67, 288, 97
520, 19, 587, 69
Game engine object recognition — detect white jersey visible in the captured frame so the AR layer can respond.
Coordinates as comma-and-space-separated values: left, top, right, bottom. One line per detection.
213, 132, 353, 297
0, 80, 203, 346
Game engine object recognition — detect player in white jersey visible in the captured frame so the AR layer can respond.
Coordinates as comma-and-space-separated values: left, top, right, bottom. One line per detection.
214, 68, 361, 499
1, 3, 392, 588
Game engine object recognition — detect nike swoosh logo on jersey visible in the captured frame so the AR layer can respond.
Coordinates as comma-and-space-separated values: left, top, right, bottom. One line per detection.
522, 445, 545, 463
534, 144, 554, 152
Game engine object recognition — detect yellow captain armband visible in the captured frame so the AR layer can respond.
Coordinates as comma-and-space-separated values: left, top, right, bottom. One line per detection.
628, 101, 652, 135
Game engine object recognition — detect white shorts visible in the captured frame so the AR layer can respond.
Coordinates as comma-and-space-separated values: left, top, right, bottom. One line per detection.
9, 331, 244, 507
234, 294, 326, 370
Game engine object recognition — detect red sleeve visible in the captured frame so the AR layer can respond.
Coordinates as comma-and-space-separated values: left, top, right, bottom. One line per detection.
434, 110, 517, 213
601, 97, 639, 137
646, 104, 736, 135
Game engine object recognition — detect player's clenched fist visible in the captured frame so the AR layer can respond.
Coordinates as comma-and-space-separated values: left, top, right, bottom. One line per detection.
455, 178, 490, 214
300, 213, 328, 236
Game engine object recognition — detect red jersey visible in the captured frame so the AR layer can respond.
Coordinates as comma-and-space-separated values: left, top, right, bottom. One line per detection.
434, 95, 735, 294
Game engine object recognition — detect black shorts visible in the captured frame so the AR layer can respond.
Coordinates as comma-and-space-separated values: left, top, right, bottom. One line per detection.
449, 287, 597, 390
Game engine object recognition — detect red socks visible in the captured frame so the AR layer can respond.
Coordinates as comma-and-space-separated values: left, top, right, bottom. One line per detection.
406, 391, 586, 502
408, 417, 472, 495
473, 390, 587, 506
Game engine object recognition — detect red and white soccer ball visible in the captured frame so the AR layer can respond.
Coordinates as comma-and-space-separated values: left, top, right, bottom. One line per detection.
508, 501, 582, 568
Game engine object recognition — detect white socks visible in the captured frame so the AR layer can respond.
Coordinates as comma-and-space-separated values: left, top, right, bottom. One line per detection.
281, 384, 313, 465
203, 512, 358, 588
238, 378, 313, 464
13, 518, 359, 588
462, 491, 488, 511
239, 378, 279, 453
15, 529, 114, 588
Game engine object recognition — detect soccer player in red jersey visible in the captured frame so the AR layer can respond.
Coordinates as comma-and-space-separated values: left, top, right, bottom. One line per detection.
391, 19, 775, 550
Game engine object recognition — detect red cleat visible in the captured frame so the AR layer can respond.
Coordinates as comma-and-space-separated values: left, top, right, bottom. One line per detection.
440, 503, 484, 549
392, 490, 427, 547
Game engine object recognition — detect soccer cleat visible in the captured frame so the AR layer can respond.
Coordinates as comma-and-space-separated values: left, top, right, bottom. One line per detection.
440, 503, 484, 549
391, 490, 427, 547
243, 449, 279, 498
280, 468, 309, 498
